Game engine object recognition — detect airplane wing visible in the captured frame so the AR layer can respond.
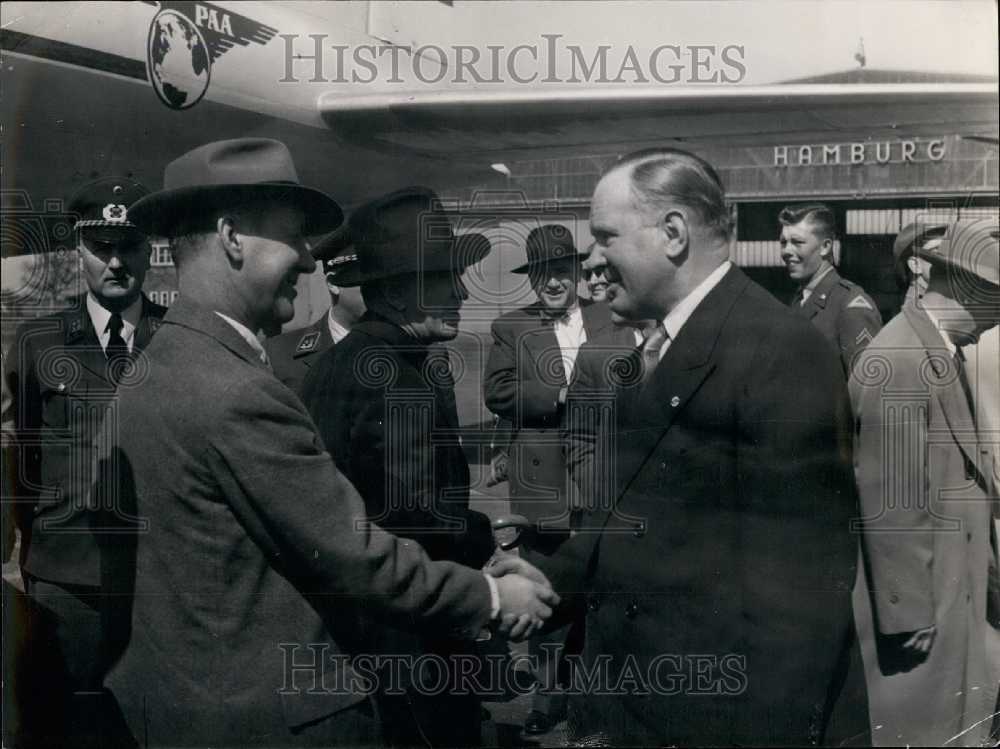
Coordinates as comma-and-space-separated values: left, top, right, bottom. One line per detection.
319, 83, 999, 162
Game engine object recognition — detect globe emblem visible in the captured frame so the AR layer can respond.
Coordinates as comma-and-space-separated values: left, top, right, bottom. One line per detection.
147, 9, 211, 110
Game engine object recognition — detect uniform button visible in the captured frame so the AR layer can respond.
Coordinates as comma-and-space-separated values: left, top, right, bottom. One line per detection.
889, 593, 900, 604
625, 602, 639, 619
633, 521, 646, 538
532, 458, 540, 467
587, 596, 601, 612
659, 462, 667, 471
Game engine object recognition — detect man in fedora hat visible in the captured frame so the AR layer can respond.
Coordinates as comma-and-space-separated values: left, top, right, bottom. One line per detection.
891, 219, 950, 303
264, 243, 366, 396
483, 223, 617, 735
101, 140, 559, 748
851, 217, 1000, 746
5, 176, 166, 747
302, 186, 499, 747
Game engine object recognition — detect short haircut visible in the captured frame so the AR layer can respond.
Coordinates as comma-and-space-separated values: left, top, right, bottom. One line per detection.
606, 148, 732, 241
778, 204, 837, 241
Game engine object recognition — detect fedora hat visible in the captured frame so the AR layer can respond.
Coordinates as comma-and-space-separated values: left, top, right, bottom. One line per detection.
313, 186, 490, 287
893, 220, 950, 265
918, 216, 999, 287
511, 224, 583, 274
128, 138, 343, 237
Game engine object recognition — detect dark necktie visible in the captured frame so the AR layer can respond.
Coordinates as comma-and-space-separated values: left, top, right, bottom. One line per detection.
106, 313, 130, 383
953, 346, 977, 430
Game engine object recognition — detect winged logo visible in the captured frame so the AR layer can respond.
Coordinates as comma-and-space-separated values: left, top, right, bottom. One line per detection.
142, 1, 278, 110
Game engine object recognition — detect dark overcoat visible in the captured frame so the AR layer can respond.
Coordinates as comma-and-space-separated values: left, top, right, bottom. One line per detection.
483, 300, 614, 528
557, 267, 864, 746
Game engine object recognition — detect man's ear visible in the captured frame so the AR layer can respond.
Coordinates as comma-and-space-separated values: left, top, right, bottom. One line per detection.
819, 237, 834, 261
217, 216, 243, 263
660, 210, 689, 261
906, 255, 924, 277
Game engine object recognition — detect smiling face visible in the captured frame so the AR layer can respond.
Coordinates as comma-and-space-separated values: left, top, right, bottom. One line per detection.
528, 257, 580, 314
585, 168, 670, 321
78, 229, 151, 311
779, 219, 832, 283
586, 263, 609, 301
238, 203, 316, 331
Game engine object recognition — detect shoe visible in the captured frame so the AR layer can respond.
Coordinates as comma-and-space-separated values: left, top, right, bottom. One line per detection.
523, 710, 553, 736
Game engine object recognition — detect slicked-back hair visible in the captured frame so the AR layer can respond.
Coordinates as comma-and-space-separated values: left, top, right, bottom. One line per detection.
606, 148, 733, 241
778, 203, 837, 241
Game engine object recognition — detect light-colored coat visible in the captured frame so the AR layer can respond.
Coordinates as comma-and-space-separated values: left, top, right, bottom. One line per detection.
851, 298, 1000, 747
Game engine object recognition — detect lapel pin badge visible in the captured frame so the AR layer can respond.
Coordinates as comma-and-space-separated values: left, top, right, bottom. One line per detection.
670, 396, 680, 407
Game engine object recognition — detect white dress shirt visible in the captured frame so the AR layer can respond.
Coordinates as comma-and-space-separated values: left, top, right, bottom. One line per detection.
87, 293, 143, 354
553, 303, 587, 383
214, 312, 270, 367
654, 261, 733, 362
327, 309, 351, 344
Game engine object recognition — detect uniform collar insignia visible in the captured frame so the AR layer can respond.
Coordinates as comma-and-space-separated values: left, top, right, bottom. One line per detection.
295, 330, 321, 354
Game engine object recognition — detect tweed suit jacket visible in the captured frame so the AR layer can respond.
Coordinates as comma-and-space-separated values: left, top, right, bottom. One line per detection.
103, 299, 492, 747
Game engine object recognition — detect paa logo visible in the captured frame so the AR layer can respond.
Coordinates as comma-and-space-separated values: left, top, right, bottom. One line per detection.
142, 0, 278, 110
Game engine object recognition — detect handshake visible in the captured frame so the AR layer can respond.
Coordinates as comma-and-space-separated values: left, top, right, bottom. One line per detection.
485, 554, 560, 641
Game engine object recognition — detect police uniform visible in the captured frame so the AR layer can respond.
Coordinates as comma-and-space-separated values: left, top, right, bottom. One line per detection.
790, 267, 882, 376
264, 252, 358, 396
5, 178, 166, 747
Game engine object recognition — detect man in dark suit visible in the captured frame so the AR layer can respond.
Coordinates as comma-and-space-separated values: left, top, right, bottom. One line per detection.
103, 139, 558, 748
5, 177, 166, 747
302, 188, 496, 746
850, 217, 1000, 746
264, 247, 365, 395
779, 203, 882, 376
559, 148, 864, 746
483, 225, 615, 735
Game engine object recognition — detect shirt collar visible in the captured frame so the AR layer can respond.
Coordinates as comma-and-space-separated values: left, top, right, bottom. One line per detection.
661, 261, 732, 341
326, 307, 350, 344
802, 263, 834, 293
87, 292, 142, 340
556, 303, 583, 327
214, 312, 269, 365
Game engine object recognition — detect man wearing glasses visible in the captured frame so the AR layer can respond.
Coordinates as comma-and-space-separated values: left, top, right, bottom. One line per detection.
5, 177, 166, 748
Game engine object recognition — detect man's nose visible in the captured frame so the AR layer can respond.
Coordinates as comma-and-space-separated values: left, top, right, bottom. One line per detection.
106, 253, 124, 270
582, 243, 604, 271
298, 243, 317, 274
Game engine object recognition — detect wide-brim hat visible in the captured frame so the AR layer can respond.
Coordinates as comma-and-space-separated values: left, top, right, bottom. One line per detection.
128, 138, 343, 238
918, 217, 999, 287
313, 186, 491, 287
69, 177, 150, 241
511, 224, 583, 274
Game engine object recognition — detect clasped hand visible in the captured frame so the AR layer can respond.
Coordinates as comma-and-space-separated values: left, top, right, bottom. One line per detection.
486, 555, 560, 641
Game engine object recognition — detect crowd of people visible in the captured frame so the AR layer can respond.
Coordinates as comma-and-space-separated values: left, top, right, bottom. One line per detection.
2, 138, 998, 748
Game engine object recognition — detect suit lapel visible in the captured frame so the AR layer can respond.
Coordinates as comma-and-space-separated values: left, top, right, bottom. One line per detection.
63, 299, 112, 387
296, 317, 331, 372
523, 307, 566, 386
902, 302, 979, 467
614, 266, 745, 502
134, 295, 166, 354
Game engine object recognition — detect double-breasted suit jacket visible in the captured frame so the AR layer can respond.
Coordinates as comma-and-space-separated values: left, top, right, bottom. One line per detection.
104, 300, 493, 748
483, 300, 613, 530
850, 298, 1000, 746
557, 267, 863, 746
6, 294, 166, 586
